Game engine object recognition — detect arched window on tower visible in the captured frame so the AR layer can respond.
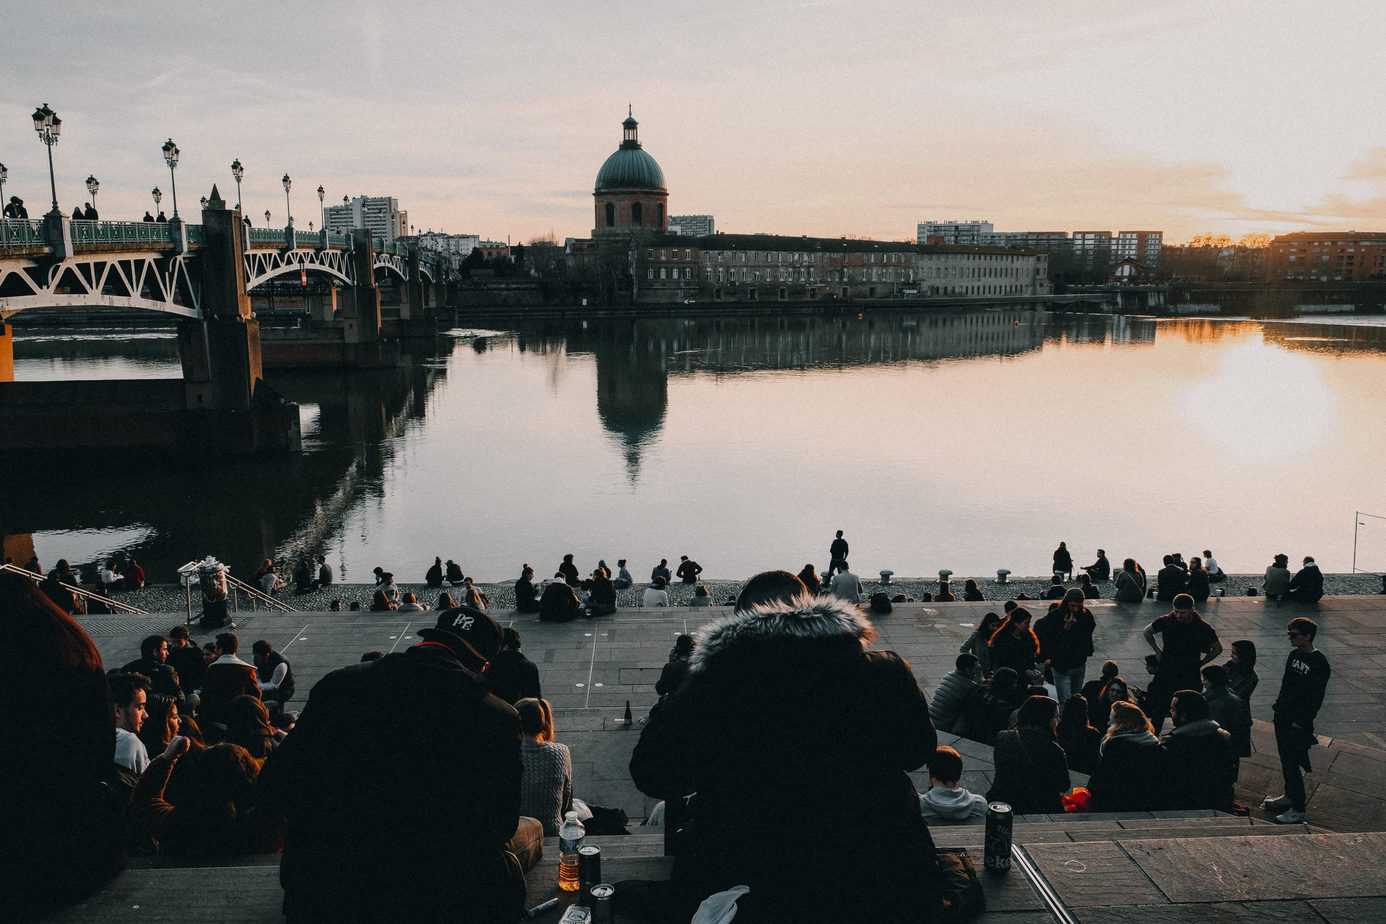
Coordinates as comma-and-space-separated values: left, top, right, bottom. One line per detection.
605, 202, 615, 227
632, 202, 643, 226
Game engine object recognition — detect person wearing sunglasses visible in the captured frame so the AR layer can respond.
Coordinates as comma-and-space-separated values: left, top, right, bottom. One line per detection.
1262, 617, 1331, 824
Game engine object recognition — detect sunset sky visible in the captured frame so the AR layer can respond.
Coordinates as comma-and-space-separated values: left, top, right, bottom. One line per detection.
4, 0, 1385, 243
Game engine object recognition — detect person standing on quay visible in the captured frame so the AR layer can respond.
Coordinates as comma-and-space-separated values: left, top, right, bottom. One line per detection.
828, 529, 849, 577
1036, 589, 1096, 702
676, 555, 703, 585
1142, 593, 1221, 732
1052, 542, 1073, 582
1263, 617, 1331, 824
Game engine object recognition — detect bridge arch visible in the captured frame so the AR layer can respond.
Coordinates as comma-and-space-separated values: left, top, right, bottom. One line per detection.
244, 247, 353, 291
0, 252, 201, 320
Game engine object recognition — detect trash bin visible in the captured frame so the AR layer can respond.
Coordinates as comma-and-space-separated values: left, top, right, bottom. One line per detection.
198, 556, 230, 628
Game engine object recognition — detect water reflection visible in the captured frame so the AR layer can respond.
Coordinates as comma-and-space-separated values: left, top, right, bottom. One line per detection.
8, 310, 1386, 578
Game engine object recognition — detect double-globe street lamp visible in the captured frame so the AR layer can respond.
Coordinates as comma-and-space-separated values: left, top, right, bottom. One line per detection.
161, 138, 180, 219
281, 173, 292, 227
151, 187, 162, 217
85, 174, 99, 215
230, 158, 244, 211
31, 103, 62, 216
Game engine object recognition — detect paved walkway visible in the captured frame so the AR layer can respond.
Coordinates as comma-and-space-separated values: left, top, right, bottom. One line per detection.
84, 596, 1386, 825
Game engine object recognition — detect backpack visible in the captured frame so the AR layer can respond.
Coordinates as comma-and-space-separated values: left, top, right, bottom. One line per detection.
936, 848, 986, 922
869, 592, 893, 614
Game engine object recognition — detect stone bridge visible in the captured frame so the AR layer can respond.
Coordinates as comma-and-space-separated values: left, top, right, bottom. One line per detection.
0, 208, 445, 321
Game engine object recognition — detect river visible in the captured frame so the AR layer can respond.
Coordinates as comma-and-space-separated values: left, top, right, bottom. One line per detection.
7, 309, 1386, 584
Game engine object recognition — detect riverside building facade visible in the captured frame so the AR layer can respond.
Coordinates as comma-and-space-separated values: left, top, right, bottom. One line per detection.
1265, 232, 1386, 282
570, 114, 1048, 304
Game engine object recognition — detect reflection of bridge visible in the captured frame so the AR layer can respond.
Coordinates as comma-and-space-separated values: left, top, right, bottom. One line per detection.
0, 214, 443, 320
0, 344, 453, 578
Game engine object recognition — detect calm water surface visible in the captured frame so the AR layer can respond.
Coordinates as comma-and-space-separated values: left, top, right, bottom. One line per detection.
9, 311, 1386, 582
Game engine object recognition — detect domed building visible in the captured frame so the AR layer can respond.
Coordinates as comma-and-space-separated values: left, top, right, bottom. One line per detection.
593, 109, 668, 238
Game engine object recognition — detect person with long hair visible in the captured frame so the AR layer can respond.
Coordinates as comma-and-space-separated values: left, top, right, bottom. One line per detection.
139, 693, 184, 756
226, 694, 279, 762
1035, 589, 1097, 702
1088, 700, 1165, 812
515, 698, 571, 835
2, 572, 126, 915
987, 606, 1039, 676
987, 696, 1070, 814
1056, 695, 1103, 774
133, 738, 275, 857
797, 564, 821, 596
1114, 557, 1147, 603
369, 588, 397, 612
1187, 557, 1211, 604
1095, 673, 1136, 733
963, 579, 985, 602
1226, 640, 1259, 716
960, 611, 1002, 675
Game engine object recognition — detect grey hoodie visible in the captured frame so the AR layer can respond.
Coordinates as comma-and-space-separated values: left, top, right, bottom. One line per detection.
919, 785, 988, 823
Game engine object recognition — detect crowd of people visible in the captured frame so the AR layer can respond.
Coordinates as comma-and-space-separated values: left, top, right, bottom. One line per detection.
8, 528, 1341, 922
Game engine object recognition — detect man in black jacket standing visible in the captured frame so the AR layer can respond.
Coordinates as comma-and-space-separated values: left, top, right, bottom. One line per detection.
258, 606, 538, 922
828, 529, 849, 577
1263, 617, 1331, 824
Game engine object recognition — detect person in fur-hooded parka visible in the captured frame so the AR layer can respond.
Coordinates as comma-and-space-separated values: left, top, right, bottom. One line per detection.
630, 593, 941, 923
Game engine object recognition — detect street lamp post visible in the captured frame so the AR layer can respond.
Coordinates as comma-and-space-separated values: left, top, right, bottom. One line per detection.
151, 187, 162, 218
31, 103, 62, 216
161, 138, 180, 219
281, 173, 292, 227
85, 174, 99, 213
317, 184, 325, 233
0, 162, 7, 243
230, 158, 244, 211
200, 196, 209, 210
264, 209, 271, 225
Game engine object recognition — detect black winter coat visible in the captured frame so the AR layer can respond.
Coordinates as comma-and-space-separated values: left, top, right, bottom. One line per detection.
987, 628, 1039, 677
1034, 607, 1096, 671
539, 582, 581, 622
1089, 733, 1165, 812
489, 649, 542, 705
988, 726, 1070, 815
630, 598, 940, 923
1162, 720, 1237, 811
257, 644, 524, 923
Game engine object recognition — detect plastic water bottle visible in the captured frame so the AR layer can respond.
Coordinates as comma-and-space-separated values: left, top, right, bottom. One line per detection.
558, 810, 586, 892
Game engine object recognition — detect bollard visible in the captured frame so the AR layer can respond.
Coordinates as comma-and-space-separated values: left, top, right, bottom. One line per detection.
879, 570, 894, 586
996, 569, 1010, 584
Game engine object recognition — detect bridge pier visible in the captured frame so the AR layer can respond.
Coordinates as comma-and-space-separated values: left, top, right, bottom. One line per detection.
175, 193, 300, 453
0, 323, 13, 383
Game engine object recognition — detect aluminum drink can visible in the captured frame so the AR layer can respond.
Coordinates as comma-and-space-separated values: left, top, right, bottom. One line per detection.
590, 883, 616, 923
984, 801, 1013, 872
578, 844, 602, 891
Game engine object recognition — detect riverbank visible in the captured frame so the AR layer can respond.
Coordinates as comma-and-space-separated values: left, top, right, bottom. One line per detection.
112, 571, 1384, 615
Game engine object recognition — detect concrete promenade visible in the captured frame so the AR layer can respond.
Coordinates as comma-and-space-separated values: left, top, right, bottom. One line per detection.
84, 594, 1386, 828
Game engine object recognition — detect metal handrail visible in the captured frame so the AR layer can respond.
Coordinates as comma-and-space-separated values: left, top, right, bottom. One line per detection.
175, 559, 297, 623
0, 562, 149, 615
226, 572, 297, 612
0, 218, 47, 247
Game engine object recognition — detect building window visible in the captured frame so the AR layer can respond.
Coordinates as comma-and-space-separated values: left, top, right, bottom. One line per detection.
632, 202, 643, 225
658, 203, 665, 226
605, 203, 615, 227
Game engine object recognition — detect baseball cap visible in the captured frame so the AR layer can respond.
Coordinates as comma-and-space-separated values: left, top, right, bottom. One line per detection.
418, 606, 502, 663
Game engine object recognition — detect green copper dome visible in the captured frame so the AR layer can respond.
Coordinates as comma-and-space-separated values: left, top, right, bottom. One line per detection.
594, 112, 666, 192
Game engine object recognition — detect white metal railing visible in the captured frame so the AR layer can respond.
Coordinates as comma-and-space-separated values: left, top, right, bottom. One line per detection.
0, 562, 149, 615
176, 559, 296, 624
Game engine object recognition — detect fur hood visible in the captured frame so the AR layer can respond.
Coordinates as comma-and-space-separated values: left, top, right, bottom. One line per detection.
689, 595, 875, 673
